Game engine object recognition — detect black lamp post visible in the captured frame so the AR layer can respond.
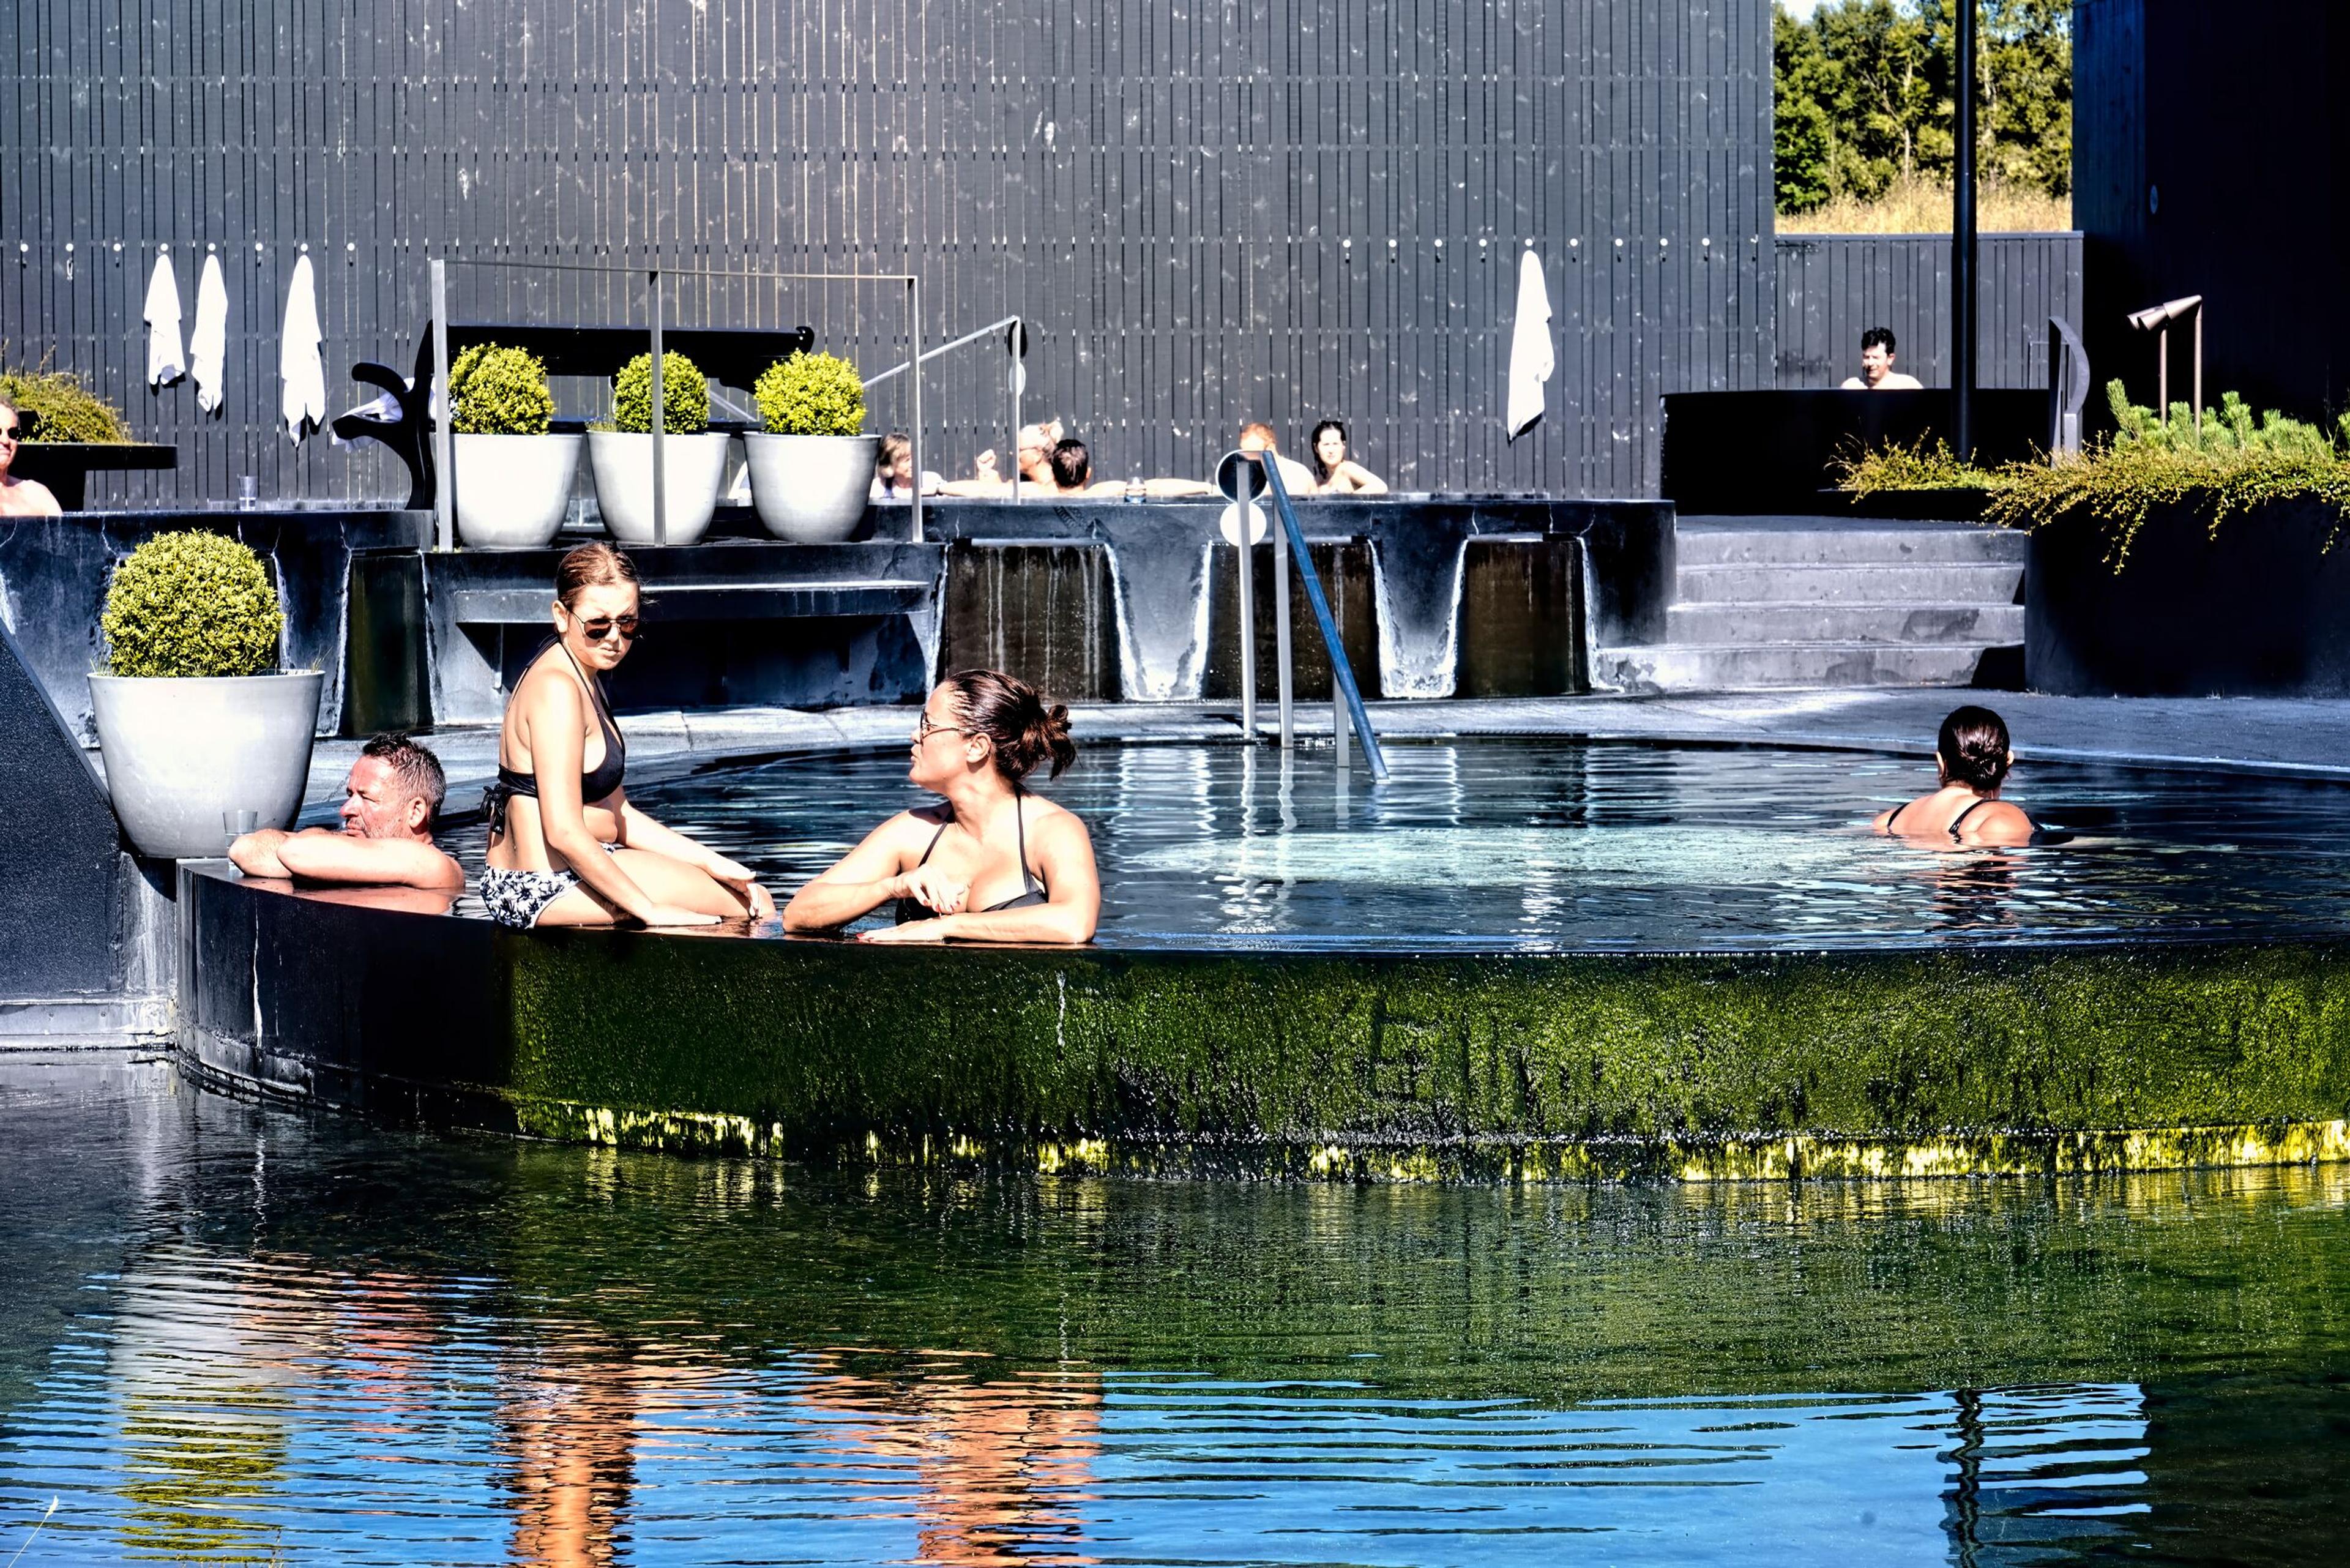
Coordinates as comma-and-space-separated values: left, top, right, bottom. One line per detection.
1952, 0, 1977, 461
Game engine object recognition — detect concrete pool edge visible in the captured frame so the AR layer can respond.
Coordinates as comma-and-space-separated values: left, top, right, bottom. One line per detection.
184, 865, 2350, 1182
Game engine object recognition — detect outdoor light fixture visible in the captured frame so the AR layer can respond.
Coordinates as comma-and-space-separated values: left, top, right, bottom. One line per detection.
2127, 294, 2204, 429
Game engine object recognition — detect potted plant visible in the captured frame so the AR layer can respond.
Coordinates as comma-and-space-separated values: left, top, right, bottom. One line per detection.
586, 350, 730, 545
448, 343, 578, 548
745, 351, 878, 542
87, 531, 321, 859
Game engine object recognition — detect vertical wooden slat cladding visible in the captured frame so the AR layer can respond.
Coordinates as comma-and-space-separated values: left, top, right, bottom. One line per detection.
7, 1, 1776, 504
1774, 233, 2084, 392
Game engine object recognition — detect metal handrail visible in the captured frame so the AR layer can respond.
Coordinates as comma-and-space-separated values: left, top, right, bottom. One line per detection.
1253, 455, 1389, 779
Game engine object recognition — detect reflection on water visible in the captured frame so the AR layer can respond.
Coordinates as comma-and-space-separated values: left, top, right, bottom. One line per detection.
551, 739, 2350, 948
2, 1070, 2346, 1564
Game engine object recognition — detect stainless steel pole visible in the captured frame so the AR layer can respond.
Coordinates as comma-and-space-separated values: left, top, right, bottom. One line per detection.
1009, 312, 1021, 505
429, 259, 453, 552
909, 276, 924, 544
1237, 506, 1256, 741
1275, 499, 1294, 750
1952, 0, 1977, 461
649, 270, 666, 547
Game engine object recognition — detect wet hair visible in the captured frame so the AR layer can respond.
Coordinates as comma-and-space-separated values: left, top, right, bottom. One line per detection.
942, 668, 1075, 781
1048, 437, 1091, 490
1862, 326, 1897, 355
1309, 419, 1348, 483
1239, 420, 1278, 449
1937, 705, 2012, 792
360, 731, 447, 823
554, 541, 640, 610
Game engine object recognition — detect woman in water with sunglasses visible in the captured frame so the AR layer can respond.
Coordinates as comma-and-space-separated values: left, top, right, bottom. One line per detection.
480, 543, 772, 929
783, 668, 1099, 943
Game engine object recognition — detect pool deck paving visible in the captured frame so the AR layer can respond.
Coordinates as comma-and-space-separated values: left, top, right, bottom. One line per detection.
300, 689, 2350, 817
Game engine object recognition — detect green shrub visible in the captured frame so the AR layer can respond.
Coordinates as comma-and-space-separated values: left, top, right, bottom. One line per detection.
449, 343, 554, 436
1831, 435, 2001, 496
0, 362, 133, 443
1984, 383, 2350, 564
610, 351, 709, 434
101, 531, 283, 678
753, 351, 867, 436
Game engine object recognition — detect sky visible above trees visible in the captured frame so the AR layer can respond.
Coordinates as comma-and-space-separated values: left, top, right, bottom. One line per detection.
1774, 0, 2073, 215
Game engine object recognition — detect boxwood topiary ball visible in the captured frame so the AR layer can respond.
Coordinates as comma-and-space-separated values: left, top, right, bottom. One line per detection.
611, 351, 709, 435
754, 351, 866, 436
101, 531, 283, 678
449, 343, 555, 436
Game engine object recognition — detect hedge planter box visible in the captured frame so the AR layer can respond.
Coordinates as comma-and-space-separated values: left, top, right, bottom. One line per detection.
2026, 498, 2350, 696
586, 431, 730, 546
89, 671, 323, 858
745, 432, 878, 543
453, 433, 582, 548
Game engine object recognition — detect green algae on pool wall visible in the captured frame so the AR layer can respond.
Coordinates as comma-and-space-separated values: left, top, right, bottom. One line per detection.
497, 933, 2350, 1177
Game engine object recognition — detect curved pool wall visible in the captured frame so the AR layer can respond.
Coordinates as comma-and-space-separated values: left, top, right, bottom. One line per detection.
179, 862, 2350, 1181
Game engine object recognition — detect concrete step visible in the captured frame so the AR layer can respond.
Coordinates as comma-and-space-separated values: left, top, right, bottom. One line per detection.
1674, 562, 2024, 605
1592, 641, 2015, 693
1665, 600, 2026, 646
1675, 522, 2026, 567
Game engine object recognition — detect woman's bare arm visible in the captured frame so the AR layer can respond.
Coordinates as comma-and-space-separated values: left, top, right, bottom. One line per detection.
783, 813, 930, 931
862, 810, 1099, 944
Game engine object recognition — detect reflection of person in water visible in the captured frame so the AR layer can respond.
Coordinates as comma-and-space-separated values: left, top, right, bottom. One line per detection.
1873, 706, 2037, 848
801, 1365, 1105, 1566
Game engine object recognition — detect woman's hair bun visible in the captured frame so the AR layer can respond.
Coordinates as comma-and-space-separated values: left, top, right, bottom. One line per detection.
1937, 704, 2012, 791
944, 668, 1076, 780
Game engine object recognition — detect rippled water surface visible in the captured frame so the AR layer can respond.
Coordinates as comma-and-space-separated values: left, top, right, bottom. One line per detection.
592, 739, 2350, 947
3, 1069, 2346, 1565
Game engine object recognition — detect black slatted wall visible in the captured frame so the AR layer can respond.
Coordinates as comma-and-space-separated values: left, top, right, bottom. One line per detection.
1774, 233, 2084, 390
2, 0, 1776, 506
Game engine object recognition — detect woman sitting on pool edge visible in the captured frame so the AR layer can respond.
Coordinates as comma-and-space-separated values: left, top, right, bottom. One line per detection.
1873, 704, 2037, 848
784, 669, 1100, 944
481, 542, 772, 929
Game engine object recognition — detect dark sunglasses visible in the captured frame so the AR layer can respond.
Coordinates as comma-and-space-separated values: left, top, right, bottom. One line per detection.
578, 614, 641, 642
0, 425, 19, 442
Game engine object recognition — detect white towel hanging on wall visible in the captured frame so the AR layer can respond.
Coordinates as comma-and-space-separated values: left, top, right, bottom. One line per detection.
143, 252, 186, 388
278, 252, 326, 441
1505, 247, 1554, 442
190, 253, 229, 415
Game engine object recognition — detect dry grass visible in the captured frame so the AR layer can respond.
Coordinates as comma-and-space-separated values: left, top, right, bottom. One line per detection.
1780, 176, 2072, 235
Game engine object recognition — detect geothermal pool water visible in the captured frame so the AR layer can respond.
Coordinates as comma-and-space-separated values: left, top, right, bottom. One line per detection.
469, 737, 2350, 947
1, 1069, 2344, 1566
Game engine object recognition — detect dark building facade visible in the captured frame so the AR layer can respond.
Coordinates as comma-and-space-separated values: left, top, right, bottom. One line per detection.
4, 0, 1782, 503
2075, 0, 2350, 423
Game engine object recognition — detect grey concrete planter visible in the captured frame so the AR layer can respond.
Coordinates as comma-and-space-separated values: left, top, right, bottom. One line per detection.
745, 432, 878, 542
586, 430, 729, 545
88, 671, 323, 858
2026, 498, 2350, 696
453, 433, 582, 548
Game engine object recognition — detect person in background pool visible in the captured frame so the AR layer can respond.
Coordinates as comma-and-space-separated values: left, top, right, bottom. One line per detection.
0, 396, 62, 517
1308, 419, 1389, 495
784, 668, 1100, 944
480, 542, 772, 930
1873, 704, 2037, 848
870, 430, 943, 499
1237, 422, 1317, 495
231, 732, 464, 897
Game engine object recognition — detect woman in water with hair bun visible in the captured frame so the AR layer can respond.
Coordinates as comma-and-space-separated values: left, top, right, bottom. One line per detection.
1873, 704, 2038, 848
783, 668, 1100, 944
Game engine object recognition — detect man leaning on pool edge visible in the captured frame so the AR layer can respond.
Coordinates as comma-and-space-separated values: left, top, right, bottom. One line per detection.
231, 733, 464, 894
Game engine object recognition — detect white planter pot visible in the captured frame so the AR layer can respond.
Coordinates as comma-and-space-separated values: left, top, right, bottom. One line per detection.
453, 432, 583, 548
88, 672, 324, 859
586, 430, 730, 546
745, 432, 880, 543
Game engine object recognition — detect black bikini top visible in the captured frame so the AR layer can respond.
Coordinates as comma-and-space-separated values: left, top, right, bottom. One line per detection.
483, 641, 626, 835
893, 791, 1048, 925
1886, 795, 2031, 842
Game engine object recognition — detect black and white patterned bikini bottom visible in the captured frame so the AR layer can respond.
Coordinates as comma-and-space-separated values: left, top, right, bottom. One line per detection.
480, 843, 620, 930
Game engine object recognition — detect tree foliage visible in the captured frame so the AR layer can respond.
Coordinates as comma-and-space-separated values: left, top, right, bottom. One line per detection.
1775, 1, 2072, 216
